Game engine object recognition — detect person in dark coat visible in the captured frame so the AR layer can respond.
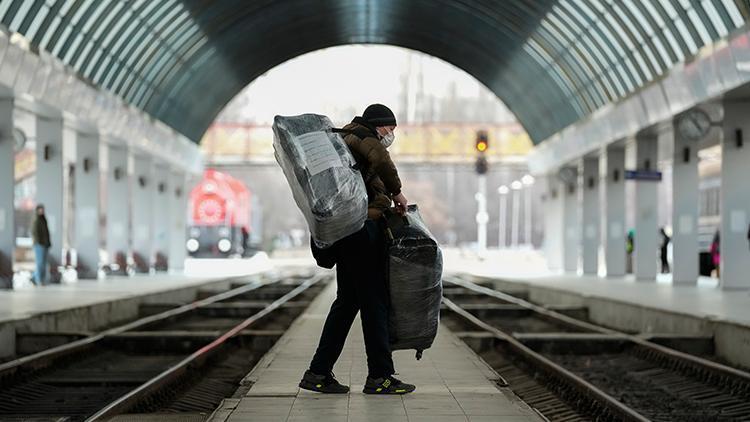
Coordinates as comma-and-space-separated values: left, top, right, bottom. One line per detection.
30, 204, 51, 286
241, 226, 249, 256
626, 229, 634, 274
300, 104, 415, 395
711, 230, 720, 277
659, 228, 671, 274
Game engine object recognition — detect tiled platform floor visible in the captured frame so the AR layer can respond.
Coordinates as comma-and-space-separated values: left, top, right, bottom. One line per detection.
209, 281, 543, 422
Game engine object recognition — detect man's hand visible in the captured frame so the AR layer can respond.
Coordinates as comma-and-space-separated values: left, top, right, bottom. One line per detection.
393, 192, 408, 215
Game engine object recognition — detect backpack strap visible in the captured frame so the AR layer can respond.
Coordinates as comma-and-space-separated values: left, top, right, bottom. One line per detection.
331, 127, 377, 181
331, 127, 373, 140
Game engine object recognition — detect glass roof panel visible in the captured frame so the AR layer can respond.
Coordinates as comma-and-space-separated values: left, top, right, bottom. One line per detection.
703, 0, 729, 36
675, 19, 699, 53
687, 8, 714, 46
722, 0, 745, 26
22, 3, 49, 41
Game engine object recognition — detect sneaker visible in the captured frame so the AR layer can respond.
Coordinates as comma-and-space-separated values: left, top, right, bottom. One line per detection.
298, 370, 350, 394
363, 375, 416, 394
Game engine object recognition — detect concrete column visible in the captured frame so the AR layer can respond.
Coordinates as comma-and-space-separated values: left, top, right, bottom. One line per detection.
131, 155, 153, 273
633, 134, 659, 280
581, 157, 600, 275
0, 93, 13, 288
152, 164, 170, 271
169, 171, 187, 272
106, 145, 129, 273
543, 175, 563, 271
720, 100, 750, 289
604, 146, 626, 277
672, 124, 699, 284
72, 125, 100, 279
35, 107, 64, 280
562, 168, 579, 273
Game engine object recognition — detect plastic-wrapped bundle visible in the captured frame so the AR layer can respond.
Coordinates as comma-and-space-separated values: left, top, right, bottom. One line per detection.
273, 114, 368, 248
385, 205, 443, 359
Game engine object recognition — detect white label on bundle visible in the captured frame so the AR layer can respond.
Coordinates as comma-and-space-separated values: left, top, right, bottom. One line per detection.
295, 131, 343, 176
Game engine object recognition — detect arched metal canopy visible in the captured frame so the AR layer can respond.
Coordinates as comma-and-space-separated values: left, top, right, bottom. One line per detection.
1, 0, 748, 144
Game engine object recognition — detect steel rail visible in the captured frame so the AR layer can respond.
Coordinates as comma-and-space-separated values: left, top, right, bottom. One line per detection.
446, 275, 750, 385
442, 296, 650, 422
0, 272, 295, 378
87, 272, 327, 421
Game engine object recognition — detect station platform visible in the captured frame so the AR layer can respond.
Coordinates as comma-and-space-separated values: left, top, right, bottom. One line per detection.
2, 274, 225, 323
209, 280, 542, 422
460, 271, 750, 368
0, 273, 237, 359
0, 255, 275, 359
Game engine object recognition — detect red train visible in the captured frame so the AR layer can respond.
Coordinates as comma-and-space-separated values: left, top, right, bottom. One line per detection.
187, 169, 253, 257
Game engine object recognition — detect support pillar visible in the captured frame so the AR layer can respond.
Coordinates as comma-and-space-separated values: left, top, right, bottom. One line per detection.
604, 146, 626, 277
672, 123, 699, 284
72, 125, 100, 279
633, 134, 659, 280
35, 108, 64, 282
0, 93, 13, 288
543, 175, 563, 271
581, 157, 600, 275
106, 145, 129, 274
132, 155, 153, 273
720, 100, 750, 289
152, 164, 170, 271
563, 168, 579, 273
169, 171, 187, 272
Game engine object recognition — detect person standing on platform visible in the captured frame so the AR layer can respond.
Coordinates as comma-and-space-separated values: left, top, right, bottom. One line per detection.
711, 230, 720, 278
299, 104, 416, 395
30, 204, 51, 286
626, 229, 635, 274
241, 226, 250, 256
659, 227, 671, 274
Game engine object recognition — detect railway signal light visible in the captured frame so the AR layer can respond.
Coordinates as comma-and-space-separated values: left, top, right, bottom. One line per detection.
475, 130, 489, 153
475, 155, 488, 175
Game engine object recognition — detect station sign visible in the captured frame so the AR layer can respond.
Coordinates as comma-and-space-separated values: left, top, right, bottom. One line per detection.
624, 170, 662, 181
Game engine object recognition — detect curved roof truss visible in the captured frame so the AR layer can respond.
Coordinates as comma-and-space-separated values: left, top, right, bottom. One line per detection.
1, 0, 748, 143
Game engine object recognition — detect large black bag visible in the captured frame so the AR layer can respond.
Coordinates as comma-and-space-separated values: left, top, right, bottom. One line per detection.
384, 205, 443, 359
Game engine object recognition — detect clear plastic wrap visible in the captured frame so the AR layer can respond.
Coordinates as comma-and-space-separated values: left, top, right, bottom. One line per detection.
386, 205, 443, 359
273, 114, 368, 248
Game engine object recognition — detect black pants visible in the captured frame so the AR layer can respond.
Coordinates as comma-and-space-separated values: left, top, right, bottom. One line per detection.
309, 220, 395, 378
660, 248, 670, 273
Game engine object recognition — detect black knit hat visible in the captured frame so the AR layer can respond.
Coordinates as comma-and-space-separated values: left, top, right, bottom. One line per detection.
363, 104, 397, 127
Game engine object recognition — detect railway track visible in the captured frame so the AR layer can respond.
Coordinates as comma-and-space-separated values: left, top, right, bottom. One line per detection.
443, 276, 750, 422
0, 270, 329, 421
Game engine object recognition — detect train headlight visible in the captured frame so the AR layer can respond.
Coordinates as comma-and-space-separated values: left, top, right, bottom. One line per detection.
186, 238, 199, 252
218, 238, 231, 253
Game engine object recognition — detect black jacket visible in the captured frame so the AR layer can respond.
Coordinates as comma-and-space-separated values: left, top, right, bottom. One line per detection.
31, 215, 51, 247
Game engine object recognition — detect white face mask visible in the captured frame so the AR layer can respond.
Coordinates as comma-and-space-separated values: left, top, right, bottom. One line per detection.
380, 131, 395, 148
